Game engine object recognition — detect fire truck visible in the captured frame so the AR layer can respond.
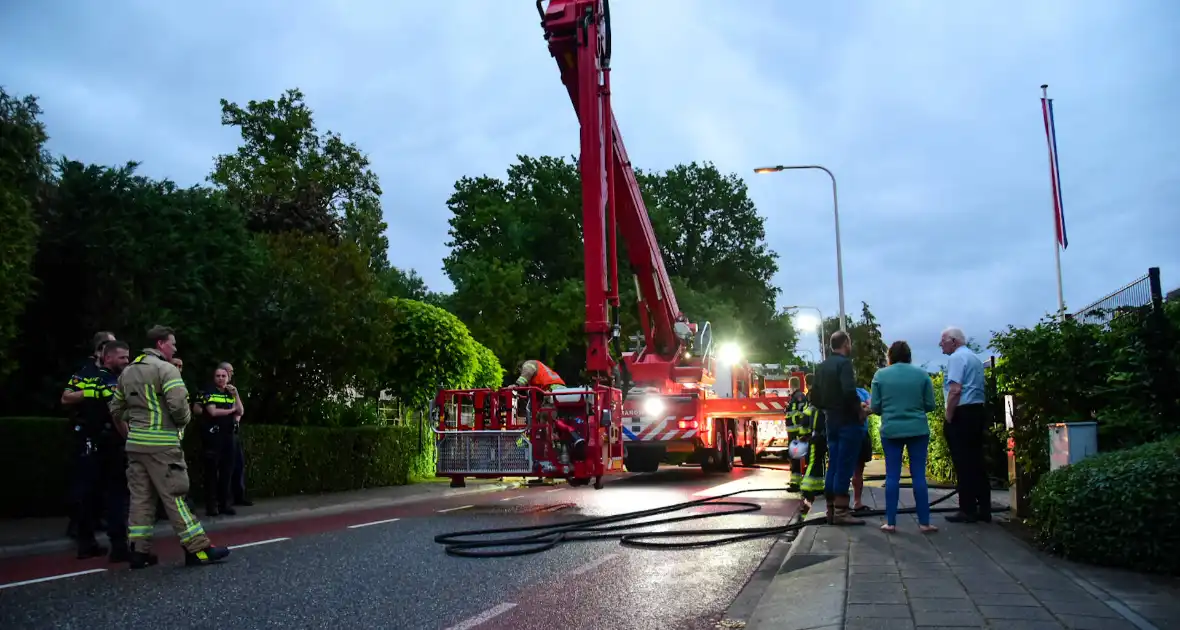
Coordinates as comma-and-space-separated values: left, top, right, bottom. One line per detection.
431, 0, 794, 488
749, 364, 808, 461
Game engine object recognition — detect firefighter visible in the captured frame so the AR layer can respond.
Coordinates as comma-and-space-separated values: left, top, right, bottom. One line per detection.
783, 377, 810, 490
200, 366, 243, 516
798, 374, 827, 514
513, 360, 585, 460
109, 325, 230, 569
514, 359, 566, 390
64, 340, 132, 560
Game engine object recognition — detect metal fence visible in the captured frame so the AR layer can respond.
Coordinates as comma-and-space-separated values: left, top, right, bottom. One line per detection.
1071, 267, 1162, 324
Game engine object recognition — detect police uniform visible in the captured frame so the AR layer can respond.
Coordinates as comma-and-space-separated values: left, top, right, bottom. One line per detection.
109, 349, 229, 568
64, 363, 129, 560
198, 386, 238, 516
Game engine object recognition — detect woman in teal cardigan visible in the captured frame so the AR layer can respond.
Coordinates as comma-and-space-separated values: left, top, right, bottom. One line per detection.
870, 340, 938, 533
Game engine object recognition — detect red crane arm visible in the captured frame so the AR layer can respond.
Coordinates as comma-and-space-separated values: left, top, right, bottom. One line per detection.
539, 0, 692, 386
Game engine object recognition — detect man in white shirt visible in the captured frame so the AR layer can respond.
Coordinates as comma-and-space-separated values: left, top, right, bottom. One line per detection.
939, 327, 991, 523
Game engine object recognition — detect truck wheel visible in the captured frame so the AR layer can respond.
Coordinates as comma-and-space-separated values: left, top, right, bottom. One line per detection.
740, 447, 756, 467
715, 423, 734, 473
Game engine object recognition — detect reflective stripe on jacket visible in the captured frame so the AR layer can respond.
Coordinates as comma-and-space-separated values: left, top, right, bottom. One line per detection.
109, 349, 191, 452
515, 360, 565, 390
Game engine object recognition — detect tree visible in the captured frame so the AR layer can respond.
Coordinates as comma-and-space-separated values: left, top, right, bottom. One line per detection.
209, 88, 390, 272
382, 298, 479, 409
820, 301, 888, 387
0, 88, 49, 378
443, 155, 796, 382
0, 160, 264, 413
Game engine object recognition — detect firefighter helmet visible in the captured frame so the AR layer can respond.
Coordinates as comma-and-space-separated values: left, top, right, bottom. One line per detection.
788, 439, 809, 460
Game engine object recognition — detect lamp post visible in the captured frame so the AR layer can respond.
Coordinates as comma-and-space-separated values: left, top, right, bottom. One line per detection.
784, 304, 826, 360
755, 164, 848, 334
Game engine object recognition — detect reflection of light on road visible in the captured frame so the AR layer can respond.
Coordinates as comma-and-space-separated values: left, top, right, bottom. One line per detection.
693, 476, 791, 498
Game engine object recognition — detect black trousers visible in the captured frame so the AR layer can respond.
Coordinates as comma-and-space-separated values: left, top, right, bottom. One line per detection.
203, 433, 235, 510
231, 434, 247, 503
75, 444, 129, 548
945, 403, 991, 515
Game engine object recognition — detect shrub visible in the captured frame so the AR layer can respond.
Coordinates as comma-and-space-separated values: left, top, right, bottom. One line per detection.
1029, 435, 1180, 575
866, 415, 883, 456
471, 342, 505, 389
383, 298, 479, 408
0, 415, 436, 517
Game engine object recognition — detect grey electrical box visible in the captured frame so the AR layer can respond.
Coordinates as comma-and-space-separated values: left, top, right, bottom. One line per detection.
1048, 422, 1098, 471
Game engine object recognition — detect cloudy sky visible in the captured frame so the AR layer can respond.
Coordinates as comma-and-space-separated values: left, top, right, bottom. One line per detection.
3, 0, 1177, 367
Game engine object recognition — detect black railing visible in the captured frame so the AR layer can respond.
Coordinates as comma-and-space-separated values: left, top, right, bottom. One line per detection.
1072, 267, 1161, 324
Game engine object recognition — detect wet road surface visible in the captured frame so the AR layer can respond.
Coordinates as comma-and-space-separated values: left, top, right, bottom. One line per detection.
0, 465, 800, 630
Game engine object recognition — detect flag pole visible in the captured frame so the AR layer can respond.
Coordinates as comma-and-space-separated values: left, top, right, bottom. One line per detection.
1041, 84, 1066, 320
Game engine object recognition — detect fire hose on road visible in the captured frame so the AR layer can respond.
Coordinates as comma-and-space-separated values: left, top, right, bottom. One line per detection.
432, 482, 1006, 558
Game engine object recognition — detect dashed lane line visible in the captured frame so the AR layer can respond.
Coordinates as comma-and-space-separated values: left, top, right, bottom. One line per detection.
347, 517, 402, 529
0, 568, 107, 590
444, 602, 518, 630
568, 553, 619, 577
228, 537, 290, 550
437, 505, 474, 513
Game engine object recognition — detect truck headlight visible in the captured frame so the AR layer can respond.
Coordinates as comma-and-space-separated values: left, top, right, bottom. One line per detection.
643, 396, 665, 417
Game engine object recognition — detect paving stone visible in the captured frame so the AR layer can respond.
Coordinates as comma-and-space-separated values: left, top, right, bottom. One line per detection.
848, 583, 909, 605
977, 604, 1055, 621
908, 597, 975, 612
1055, 614, 1139, 630
1039, 598, 1120, 618
852, 564, 902, 575
970, 591, 1040, 607
959, 578, 1029, 594
911, 610, 985, 627
903, 577, 968, 599
851, 571, 903, 583
1029, 587, 1098, 603
994, 622, 1066, 630
846, 603, 913, 619
846, 618, 916, 630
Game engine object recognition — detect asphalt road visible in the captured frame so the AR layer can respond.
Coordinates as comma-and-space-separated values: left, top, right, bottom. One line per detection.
0, 465, 800, 630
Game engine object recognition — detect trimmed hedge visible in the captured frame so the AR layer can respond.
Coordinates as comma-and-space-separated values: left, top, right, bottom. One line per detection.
0, 416, 436, 518
1029, 435, 1180, 575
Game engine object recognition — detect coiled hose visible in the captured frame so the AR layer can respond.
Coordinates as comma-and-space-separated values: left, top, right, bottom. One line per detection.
433, 480, 1005, 558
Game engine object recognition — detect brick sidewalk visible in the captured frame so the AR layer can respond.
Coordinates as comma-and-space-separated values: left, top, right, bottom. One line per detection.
746, 484, 1180, 630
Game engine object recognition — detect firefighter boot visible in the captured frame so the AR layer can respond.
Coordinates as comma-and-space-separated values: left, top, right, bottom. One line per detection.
77, 540, 107, 560
830, 495, 865, 526
185, 545, 231, 567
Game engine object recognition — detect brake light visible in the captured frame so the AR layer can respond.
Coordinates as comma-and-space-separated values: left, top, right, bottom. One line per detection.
677, 420, 699, 430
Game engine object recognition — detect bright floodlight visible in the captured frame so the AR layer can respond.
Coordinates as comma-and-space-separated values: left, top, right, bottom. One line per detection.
643, 396, 666, 418
794, 313, 820, 331
718, 342, 742, 366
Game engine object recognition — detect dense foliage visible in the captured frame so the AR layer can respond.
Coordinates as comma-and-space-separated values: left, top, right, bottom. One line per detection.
1029, 436, 1180, 575
819, 301, 889, 387
443, 156, 799, 380
0, 88, 500, 426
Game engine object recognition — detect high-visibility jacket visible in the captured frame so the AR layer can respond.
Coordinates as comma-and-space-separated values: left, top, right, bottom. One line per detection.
109, 349, 191, 452
785, 391, 818, 437
515, 360, 565, 390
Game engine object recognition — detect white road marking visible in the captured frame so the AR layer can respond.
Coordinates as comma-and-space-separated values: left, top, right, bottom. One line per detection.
544, 488, 563, 493
437, 504, 474, 513
499, 495, 524, 502
444, 603, 518, 630
228, 537, 289, 550
568, 553, 619, 577
347, 517, 401, 529
0, 568, 107, 590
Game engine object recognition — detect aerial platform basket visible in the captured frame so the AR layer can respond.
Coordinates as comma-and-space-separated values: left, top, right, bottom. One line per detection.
431, 385, 625, 489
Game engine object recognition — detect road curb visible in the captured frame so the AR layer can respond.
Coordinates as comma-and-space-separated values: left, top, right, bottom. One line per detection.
0, 479, 535, 560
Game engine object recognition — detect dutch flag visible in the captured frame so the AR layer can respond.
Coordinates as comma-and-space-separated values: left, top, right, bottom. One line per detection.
1041, 96, 1068, 250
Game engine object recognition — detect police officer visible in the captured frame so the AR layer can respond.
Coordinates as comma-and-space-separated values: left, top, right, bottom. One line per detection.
219, 361, 252, 507
61, 331, 116, 541
200, 365, 243, 516
109, 325, 230, 568
63, 339, 131, 560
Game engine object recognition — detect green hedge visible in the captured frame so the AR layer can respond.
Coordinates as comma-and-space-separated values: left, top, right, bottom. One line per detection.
1029, 435, 1180, 575
0, 416, 436, 518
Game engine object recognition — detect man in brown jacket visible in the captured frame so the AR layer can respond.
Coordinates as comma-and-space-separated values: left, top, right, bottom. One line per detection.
109, 325, 230, 569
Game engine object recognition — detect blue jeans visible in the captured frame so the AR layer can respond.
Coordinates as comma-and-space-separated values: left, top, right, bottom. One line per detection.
824, 421, 864, 499
883, 434, 930, 526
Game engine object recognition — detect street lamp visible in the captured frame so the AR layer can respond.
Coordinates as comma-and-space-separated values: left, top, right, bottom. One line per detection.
784, 304, 826, 360
755, 164, 848, 334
